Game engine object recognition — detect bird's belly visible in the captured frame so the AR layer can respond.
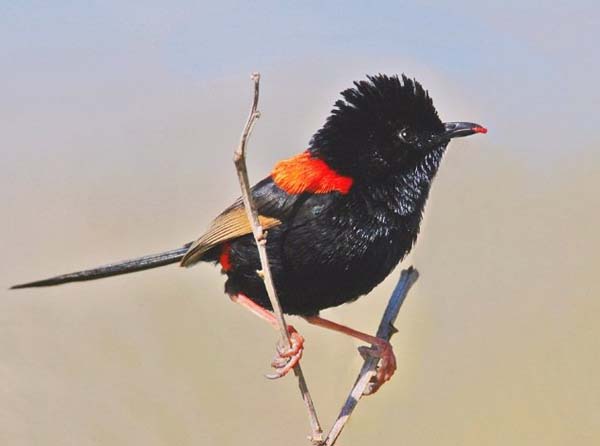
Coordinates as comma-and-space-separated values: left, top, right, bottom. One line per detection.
223, 217, 416, 316
272, 225, 411, 314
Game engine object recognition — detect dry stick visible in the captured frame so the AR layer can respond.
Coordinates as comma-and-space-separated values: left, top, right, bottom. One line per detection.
324, 267, 420, 446
233, 73, 324, 444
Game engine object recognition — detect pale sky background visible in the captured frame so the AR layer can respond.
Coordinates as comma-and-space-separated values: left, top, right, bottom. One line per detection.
1, 2, 599, 446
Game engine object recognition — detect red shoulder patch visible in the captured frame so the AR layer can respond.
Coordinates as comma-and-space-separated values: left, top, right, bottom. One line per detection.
219, 243, 233, 271
271, 151, 353, 195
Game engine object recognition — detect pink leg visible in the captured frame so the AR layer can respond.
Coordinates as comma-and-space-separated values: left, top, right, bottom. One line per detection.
230, 294, 304, 379
304, 315, 396, 393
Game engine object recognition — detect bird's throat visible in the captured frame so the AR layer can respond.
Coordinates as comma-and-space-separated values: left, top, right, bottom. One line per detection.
389, 145, 446, 216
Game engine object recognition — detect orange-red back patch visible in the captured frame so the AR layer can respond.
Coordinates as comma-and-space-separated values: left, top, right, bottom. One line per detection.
271, 151, 353, 195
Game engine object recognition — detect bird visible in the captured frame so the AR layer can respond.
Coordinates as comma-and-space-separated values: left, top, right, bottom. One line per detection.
11, 74, 486, 391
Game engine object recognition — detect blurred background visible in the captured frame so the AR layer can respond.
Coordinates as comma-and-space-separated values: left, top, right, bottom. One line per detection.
1, 1, 599, 445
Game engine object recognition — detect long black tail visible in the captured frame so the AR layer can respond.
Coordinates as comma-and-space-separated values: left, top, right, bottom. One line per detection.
11, 242, 193, 289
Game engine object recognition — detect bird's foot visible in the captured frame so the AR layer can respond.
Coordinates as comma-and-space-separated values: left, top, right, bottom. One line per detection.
358, 338, 396, 395
265, 325, 304, 379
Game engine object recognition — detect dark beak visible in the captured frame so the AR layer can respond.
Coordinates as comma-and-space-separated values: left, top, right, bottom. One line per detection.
443, 122, 487, 139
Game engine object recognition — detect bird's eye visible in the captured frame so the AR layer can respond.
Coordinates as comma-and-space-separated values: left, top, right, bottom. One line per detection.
398, 127, 412, 143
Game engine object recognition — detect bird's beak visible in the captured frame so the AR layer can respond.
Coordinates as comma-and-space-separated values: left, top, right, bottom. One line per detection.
443, 122, 487, 139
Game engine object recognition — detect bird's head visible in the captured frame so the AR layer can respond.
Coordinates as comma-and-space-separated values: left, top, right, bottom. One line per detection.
309, 74, 486, 182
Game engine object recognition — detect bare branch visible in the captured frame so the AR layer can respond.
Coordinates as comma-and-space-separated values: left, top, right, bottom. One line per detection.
324, 267, 420, 446
233, 73, 323, 443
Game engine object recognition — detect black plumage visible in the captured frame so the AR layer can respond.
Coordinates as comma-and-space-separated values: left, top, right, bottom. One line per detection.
199, 75, 460, 315
12, 74, 485, 317
12, 73, 486, 387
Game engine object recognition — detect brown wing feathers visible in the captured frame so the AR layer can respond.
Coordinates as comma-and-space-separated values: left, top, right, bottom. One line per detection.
180, 203, 280, 267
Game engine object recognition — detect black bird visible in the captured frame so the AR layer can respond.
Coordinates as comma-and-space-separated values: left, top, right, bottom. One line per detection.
12, 74, 487, 390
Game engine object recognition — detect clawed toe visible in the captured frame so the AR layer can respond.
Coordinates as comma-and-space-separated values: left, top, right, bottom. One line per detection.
358, 345, 377, 360
265, 325, 304, 380
359, 339, 397, 395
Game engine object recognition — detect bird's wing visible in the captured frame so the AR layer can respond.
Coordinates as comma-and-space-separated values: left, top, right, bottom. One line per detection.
180, 177, 299, 266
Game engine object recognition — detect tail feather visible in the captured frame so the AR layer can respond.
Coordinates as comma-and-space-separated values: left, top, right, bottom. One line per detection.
11, 242, 193, 289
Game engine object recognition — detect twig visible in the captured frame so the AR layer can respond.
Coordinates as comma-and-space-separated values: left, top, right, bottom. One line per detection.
233, 73, 324, 444
323, 267, 420, 446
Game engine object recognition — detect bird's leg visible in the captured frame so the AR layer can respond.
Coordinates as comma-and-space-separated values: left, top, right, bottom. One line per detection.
229, 293, 304, 379
303, 315, 396, 394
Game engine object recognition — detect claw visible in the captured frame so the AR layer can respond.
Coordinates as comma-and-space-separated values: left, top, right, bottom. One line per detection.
358, 345, 377, 361
359, 338, 396, 395
270, 356, 289, 369
265, 325, 304, 380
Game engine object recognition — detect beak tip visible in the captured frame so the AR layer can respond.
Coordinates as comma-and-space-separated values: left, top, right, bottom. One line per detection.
443, 122, 487, 139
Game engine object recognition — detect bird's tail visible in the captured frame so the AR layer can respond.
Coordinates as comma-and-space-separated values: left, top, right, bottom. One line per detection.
11, 242, 193, 289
